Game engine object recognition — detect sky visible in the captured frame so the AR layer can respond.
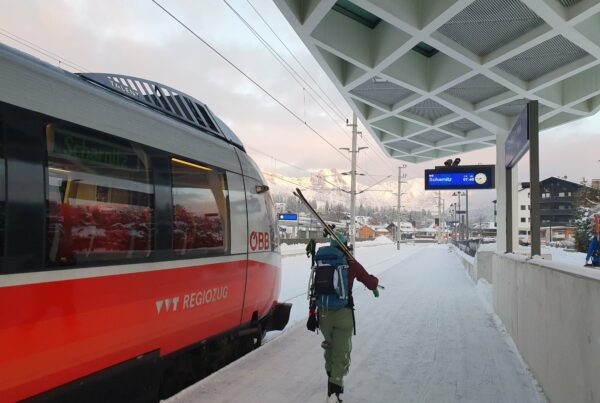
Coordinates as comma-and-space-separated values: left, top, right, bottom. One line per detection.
1, 0, 598, 213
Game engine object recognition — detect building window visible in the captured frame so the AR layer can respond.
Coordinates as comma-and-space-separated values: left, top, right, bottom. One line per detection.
521, 217, 526, 223
521, 205, 526, 210
568, 192, 572, 196
519, 230, 526, 235
559, 192, 565, 197
171, 157, 229, 255
542, 193, 550, 198
46, 124, 154, 266
528, 192, 530, 198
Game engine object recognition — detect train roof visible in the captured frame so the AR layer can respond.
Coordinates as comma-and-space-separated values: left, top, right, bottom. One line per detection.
0, 43, 245, 152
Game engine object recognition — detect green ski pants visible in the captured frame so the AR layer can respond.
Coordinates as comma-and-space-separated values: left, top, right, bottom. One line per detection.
318, 307, 353, 388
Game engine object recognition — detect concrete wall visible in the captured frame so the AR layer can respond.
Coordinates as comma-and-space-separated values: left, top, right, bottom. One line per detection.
453, 248, 475, 279
453, 246, 493, 284
492, 254, 600, 403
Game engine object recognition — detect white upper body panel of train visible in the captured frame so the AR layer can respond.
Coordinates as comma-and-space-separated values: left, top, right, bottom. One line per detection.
0, 42, 277, 276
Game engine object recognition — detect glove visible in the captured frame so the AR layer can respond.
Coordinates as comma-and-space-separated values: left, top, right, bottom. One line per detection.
306, 313, 318, 332
372, 285, 385, 298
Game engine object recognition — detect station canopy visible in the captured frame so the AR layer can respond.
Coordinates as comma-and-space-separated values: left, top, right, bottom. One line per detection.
276, 0, 600, 162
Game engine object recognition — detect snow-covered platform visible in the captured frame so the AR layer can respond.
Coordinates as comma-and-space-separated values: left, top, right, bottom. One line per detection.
166, 245, 545, 403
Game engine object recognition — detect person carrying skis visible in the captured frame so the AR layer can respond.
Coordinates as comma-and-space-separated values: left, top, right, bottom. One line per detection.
307, 229, 382, 403
585, 214, 600, 267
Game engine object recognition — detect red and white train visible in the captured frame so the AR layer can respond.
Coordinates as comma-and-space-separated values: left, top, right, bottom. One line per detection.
0, 43, 290, 402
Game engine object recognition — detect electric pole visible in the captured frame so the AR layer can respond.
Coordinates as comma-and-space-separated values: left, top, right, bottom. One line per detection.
465, 189, 469, 241
442, 198, 445, 243
341, 113, 366, 255
437, 191, 442, 244
397, 164, 407, 250
350, 114, 357, 254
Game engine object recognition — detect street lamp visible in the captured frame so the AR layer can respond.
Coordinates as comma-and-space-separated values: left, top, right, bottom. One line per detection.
452, 192, 464, 240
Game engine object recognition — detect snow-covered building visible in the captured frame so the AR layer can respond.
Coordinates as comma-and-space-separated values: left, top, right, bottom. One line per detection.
518, 185, 531, 242
518, 177, 586, 243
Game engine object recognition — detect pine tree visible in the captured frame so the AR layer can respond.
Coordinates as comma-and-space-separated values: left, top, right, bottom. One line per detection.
573, 179, 600, 252
574, 206, 594, 252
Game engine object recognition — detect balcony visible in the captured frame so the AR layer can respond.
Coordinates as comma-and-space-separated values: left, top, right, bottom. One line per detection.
539, 196, 574, 204
540, 208, 575, 216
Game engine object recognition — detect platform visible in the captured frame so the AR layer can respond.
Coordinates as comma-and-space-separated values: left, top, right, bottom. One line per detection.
166, 246, 546, 403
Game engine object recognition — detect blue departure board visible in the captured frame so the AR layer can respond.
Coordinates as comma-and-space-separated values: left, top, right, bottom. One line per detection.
424, 165, 495, 190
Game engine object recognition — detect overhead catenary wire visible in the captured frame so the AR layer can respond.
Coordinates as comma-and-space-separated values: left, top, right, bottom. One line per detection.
0, 28, 90, 72
245, 1, 402, 175
222, 0, 394, 185
244, 0, 347, 121
224, 0, 346, 129
3, 16, 401, 192
246, 145, 351, 193
3, 6, 400, 184
151, 0, 354, 166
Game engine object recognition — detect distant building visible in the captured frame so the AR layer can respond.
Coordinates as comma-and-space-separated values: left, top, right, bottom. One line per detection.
386, 222, 415, 240
275, 202, 287, 213
357, 225, 376, 240
518, 177, 586, 242
415, 227, 436, 239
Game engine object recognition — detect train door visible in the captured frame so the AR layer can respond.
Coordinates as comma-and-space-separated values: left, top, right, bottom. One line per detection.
241, 177, 280, 324
226, 171, 249, 326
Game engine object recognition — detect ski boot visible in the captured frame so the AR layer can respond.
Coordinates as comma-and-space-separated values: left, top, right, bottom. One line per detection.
327, 382, 343, 403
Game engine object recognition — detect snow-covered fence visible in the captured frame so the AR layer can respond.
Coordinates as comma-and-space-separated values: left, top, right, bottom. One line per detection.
492, 254, 600, 403
452, 239, 481, 257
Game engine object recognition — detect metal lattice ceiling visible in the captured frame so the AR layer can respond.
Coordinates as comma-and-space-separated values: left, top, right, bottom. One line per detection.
350, 77, 414, 108
496, 35, 589, 81
437, 0, 545, 57
444, 74, 508, 104
276, 0, 600, 163
404, 99, 453, 121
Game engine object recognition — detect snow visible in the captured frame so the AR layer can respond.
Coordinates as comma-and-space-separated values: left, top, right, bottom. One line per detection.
541, 246, 586, 266
166, 245, 547, 403
280, 235, 394, 256
480, 242, 600, 274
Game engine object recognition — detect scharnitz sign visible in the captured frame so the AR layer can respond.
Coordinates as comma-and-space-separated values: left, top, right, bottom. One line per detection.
424, 165, 495, 190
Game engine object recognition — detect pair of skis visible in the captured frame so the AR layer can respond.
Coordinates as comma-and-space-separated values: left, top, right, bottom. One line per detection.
293, 188, 355, 263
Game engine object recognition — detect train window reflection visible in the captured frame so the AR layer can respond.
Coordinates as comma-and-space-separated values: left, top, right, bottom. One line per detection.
0, 128, 4, 257
171, 157, 228, 255
46, 124, 154, 266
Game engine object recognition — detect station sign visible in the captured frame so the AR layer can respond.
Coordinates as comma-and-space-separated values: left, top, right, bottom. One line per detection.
278, 213, 298, 221
424, 165, 495, 190
506, 101, 538, 169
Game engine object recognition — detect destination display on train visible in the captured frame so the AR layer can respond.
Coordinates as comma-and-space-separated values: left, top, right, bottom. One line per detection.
424, 165, 495, 190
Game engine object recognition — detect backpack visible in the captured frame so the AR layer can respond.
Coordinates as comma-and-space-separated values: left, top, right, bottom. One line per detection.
310, 245, 349, 311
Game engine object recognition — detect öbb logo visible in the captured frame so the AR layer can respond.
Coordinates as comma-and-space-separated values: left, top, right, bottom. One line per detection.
249, 231, 270, 251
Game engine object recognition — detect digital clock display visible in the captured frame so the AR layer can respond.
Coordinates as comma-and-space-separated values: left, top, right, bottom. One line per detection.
424, 165, 495, 190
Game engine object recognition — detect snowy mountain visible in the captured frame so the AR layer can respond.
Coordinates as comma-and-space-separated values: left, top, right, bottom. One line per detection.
263, 169, 439, 210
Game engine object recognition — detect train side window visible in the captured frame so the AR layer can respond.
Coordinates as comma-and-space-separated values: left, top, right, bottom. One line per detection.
46, 124, 154, 267
171, 157, 229, 255
0, 125, 4, 257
